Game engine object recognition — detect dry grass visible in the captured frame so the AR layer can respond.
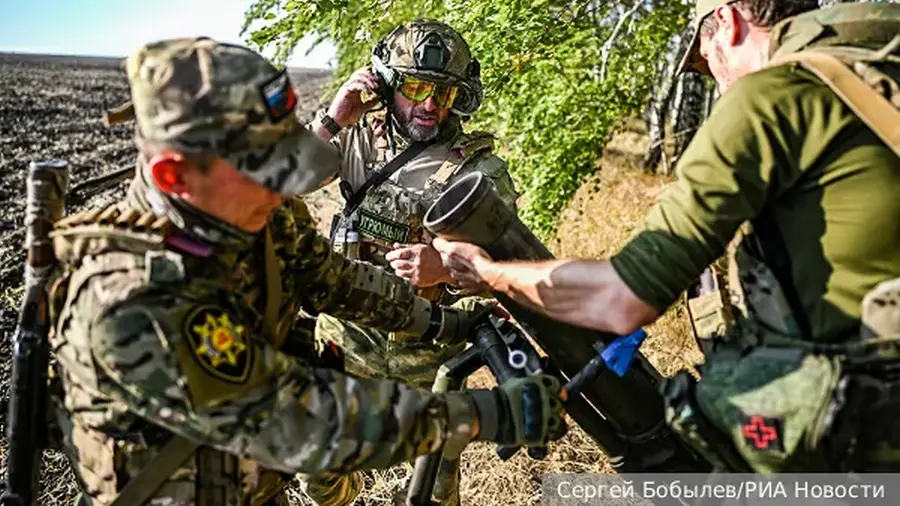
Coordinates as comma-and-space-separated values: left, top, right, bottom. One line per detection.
551, 121, 705, 377
287, 120, 705, 505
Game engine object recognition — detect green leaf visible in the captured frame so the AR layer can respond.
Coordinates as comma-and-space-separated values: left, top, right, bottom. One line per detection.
243, 0, 690, 239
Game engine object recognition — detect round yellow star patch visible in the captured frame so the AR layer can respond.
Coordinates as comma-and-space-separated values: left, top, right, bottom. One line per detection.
183, 305, 253, 383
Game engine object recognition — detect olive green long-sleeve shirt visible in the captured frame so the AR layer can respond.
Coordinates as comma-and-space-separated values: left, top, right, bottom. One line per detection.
611, 64, 900, 342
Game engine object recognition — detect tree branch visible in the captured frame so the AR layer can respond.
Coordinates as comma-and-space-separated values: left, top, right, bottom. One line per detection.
600, 0, 645, 81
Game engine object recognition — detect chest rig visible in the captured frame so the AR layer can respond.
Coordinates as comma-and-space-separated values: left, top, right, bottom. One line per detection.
48, 204, 291, 506
331, 129, 495, 301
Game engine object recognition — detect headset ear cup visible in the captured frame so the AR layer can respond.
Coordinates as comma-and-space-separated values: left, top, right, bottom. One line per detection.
451, 82, 481, 116
467, 58, 481, 80
449, 59, 481, 115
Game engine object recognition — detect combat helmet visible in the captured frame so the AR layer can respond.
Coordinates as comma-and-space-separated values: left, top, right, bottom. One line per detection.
371, 19, 483, 116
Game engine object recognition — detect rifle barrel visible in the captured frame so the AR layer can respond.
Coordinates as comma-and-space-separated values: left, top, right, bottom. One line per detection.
2, 161, 69, 506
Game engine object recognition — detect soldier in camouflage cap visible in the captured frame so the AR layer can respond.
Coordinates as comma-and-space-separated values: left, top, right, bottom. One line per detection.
436, 0, 900, 474
305, 19, 520, 506
47, 37, 567, 506
123, 36, 341, 196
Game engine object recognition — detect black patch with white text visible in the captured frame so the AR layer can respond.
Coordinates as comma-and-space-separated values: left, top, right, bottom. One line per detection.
358, 209, 411, 244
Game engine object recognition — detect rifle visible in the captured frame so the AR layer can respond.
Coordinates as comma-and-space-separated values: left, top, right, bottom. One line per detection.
1, 161, 70, 506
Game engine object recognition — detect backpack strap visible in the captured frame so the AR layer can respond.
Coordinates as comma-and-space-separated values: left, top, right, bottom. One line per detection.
768, 46, 900, 160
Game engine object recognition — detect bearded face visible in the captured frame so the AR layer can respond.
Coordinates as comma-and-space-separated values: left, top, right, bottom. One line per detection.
391, 91, 451, 142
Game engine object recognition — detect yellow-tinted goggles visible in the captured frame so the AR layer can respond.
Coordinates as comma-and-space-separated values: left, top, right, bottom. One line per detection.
398, 75, 459, 109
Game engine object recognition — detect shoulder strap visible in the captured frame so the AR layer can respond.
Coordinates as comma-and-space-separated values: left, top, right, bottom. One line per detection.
425, 132, 496, 190
262, 225, 284, 349
51, 205, 173, 266
768, 47, 900, 159
108, 435, 200, 506
340, 140, 432, 217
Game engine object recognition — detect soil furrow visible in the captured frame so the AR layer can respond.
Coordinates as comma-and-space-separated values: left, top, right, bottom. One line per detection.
0, 52, 331, 504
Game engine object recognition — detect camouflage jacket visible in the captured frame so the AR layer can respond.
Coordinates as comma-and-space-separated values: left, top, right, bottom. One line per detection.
321, 112, 519, 302
46, 188, 476, 505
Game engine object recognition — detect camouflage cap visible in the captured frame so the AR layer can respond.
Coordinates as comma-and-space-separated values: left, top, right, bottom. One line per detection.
676, 0, 735, 76
121, 37, 339, 195
372, 19, 483, 115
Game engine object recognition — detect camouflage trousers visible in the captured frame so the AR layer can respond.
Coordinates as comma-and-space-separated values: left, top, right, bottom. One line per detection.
303, 300, 476, 506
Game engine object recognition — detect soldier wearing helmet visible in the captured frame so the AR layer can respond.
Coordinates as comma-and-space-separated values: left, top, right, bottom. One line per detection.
44, 37, 567, 506
306, 19, 520, 506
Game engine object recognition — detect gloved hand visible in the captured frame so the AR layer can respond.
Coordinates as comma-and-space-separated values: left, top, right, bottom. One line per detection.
471, 375, 568, 447
440, 374, 567, 460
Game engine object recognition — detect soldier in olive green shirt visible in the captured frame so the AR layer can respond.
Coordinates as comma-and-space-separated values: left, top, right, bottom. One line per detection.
611, 55, 900, 343
435, 0, 900, 473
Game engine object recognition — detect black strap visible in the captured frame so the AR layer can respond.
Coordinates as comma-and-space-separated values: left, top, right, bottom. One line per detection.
341, 141, 432, 217
751, 210, 813, 340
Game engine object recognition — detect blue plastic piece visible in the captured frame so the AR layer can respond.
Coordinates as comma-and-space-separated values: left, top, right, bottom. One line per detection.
599, 329, 648, 377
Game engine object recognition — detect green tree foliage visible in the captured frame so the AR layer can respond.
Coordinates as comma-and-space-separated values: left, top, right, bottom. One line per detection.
243, 0, 691, 239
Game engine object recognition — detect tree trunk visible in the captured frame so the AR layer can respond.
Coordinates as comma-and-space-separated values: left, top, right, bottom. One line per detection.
641, 24, 689, 173
670, 70, 707, 162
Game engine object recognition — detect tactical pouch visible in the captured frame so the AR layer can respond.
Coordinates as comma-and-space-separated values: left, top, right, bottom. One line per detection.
685, 267, 735, 357
662, 369, 754, 473
693, 345, 848, 473
838, 369, 900, 471
328, 213, 360, 259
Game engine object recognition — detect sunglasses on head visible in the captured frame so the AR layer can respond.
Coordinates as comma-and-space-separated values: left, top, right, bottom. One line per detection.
397, 74, 459, 109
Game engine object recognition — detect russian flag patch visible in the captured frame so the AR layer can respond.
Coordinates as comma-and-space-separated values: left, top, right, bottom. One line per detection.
259, 70, 298, 122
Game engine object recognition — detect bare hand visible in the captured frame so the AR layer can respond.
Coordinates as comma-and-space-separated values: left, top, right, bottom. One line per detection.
385, 243, 454, 287
327, 67, 382, 128
432, 237, 494, 291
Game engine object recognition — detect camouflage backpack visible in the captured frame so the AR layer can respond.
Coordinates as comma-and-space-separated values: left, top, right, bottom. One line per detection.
673, 2, 900, 475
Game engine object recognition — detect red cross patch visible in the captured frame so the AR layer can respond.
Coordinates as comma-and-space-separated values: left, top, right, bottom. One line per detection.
741, 415, 784, 452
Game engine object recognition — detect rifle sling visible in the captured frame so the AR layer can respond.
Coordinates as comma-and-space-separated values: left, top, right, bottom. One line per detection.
341, 140, 432, 217
108, 435, 200, 506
